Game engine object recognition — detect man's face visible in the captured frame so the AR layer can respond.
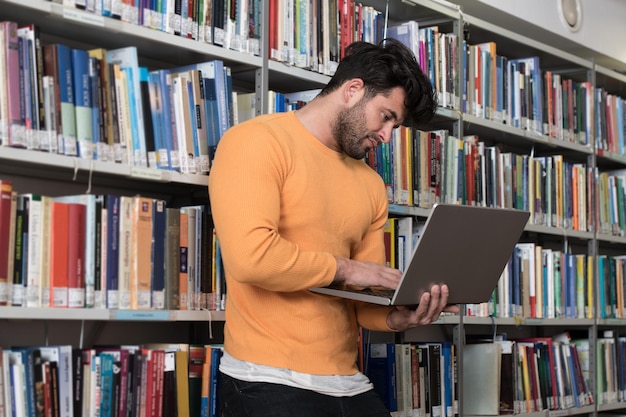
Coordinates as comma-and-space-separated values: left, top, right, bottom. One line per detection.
332, 87, 406, 160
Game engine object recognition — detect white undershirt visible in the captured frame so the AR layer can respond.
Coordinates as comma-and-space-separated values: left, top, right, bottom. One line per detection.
219, 351, 374, 397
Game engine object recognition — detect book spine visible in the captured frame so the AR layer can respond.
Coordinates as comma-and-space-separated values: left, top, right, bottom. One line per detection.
151, 200, 166, 309
67, 203, 86, 308
71, 48, 94, 159
0, 180, 13, 305
130, 196, 153, 310
105, 195, 121, 309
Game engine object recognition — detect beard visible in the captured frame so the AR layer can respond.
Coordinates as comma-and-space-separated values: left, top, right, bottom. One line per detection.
331, 98, 376, 160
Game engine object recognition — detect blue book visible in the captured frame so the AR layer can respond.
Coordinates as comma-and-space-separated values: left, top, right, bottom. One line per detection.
105, 195, 121, 309
88, 56, 102, 158
440, 342, 454, 417
99, 352, 115, 417
365, 343, 397, 412
154, 69, 176, 170
209, 347, 223, 417
72, 48, 93, 159
55, 43, 78, 156
122, 67, 142, 167
147, 71, 168, 169
202, 74, 219, 158
151, 199, 167, 309
107, 47, 148, 167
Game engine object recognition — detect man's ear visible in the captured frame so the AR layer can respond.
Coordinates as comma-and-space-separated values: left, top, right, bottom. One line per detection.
343, 78, 365, 105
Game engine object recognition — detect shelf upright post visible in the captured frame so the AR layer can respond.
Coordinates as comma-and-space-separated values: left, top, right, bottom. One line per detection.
588, 59, 599, 415
257, 0, 270, 116
454, 9, 466, 417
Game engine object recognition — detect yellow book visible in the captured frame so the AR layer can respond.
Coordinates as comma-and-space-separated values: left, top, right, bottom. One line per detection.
383, 218, 397, 269
179, 211, 189, 310
175, 350, 191, 417
519, 344, 533, 413
130, 196, 153, 309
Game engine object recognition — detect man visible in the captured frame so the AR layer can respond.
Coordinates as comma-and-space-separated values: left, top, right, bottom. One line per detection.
208, 39, 459, 417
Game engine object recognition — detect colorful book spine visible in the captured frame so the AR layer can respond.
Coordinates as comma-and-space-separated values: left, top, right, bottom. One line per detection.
71, 48, 94, 159
0, 180, 12, 305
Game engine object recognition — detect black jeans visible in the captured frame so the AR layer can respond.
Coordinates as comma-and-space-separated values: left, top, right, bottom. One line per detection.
219, 372, 392, 417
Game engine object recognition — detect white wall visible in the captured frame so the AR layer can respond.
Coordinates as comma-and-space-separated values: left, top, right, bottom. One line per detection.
448, 0, 626, 72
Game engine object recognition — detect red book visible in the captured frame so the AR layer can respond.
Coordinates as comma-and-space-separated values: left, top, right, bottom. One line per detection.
1, 21, 23, 147
50, 202, 70, 307
67, 203, 86, 308
268, 0, 277, 59
0, 180, 13, 305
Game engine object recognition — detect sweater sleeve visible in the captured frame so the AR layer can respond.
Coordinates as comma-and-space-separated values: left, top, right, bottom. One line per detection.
208, 120, 337, 292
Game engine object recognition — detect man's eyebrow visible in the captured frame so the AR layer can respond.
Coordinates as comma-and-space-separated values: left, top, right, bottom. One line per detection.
388, 108, 403, 125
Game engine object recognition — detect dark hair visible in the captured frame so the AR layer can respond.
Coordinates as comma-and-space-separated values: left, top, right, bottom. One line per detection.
319, 38, 438, 129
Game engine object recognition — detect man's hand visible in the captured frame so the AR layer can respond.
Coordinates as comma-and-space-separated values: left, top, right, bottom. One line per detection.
385, 284, 460, 331
333, 256, 403, 289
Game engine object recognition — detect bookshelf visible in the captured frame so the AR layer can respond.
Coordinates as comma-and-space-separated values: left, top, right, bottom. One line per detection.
1, 0, 626, 416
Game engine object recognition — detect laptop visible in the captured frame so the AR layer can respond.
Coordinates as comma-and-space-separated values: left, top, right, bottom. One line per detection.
309, 204, 530, 306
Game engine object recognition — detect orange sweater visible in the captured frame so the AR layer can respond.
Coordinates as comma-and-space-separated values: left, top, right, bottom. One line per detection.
208, 111, 394, 376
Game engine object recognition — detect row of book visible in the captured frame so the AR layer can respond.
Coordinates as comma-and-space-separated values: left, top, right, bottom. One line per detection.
479, 245, 593, 320
365, 341, 457, 417
374, 128, 592, 233
385, 20, 626, 152
467, 250, 626, 320
0, 21, 237, 173
463, 334, 593, 415
597, 330, 626, 405
0, 342, 223, 417
0, 179, 226, 310
52, 0, 261, 56
364, 335, 593, 417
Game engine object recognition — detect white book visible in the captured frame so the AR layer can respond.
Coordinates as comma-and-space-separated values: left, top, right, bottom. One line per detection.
2, 351, 12, 417
24, 194, 43, 308
117, 196, 133, 309
9, 360, 26, 417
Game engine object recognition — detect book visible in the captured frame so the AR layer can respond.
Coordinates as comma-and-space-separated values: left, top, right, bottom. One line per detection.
49, 201, 70, 308
23, 193, 43, 308
179, 210, 189, 310
67, 203, 86, 308
366, 343, 397, 413
0, 180, 12, 305
117, 196, 133, 309
151, 199, 166, 310
44, 43, 77, 156
130, 196, 153, 310
54, 194, 98, 308
38, 345, 73, 417
1, 21, 23, 147
164, 208, 181, 310
174, 350, 190, 417
462, 343, 502, 415
71, 48, 94, 159
11, 194, 26, 306
88, 48, 114, 161
106, 47, 148, 167
104, 195, 121, 309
